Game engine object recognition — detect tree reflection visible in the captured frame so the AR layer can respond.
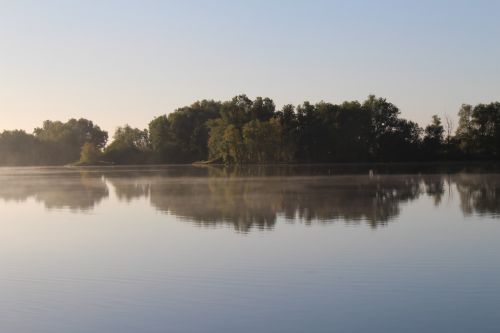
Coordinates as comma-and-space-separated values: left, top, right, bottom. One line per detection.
0, 167, 499, 229
0, 170, 108, 211
455, 174, 500, 217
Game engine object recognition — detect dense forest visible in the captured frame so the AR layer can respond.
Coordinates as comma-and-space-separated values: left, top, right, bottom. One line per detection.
1, 95, 499, 166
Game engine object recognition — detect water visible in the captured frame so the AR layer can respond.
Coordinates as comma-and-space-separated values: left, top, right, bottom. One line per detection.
0, 165, 499, 333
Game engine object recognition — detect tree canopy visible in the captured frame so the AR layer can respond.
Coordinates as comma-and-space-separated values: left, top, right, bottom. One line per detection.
1, 96, 499, 166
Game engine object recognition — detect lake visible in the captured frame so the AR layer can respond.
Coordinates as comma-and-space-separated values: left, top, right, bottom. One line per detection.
1, 165, 499, 333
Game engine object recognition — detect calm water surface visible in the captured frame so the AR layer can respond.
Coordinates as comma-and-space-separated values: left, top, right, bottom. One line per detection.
1, 165, 499, 332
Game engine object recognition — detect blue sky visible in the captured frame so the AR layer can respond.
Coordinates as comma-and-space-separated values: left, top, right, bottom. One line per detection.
1, 0, 499, 133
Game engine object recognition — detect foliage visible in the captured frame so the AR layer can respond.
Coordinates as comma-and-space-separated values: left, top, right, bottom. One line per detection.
79, 143, 102, 165
0, 130, 46, 165
149, 100, 221, 163
103, 125, 150, 164
2, 96, 500, 166
0, 118, 108, 166
456, 102, 500, 158
34, 118, 108, 164
421, 115, 444, 159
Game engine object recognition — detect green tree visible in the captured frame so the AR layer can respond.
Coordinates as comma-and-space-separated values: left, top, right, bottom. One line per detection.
149, 115, 173, 160
376, 119, 422, 161
219, 95, 253, 129
223, 124, 246, 163
422, 115, 444, 159
471, 103, 500, 157
34, 118, 108, 164
0, 130, 46, 165
333, 100, 371, 161
149, 100, 221, 163
456, 104, 475, 154
242, 119, 282, 163
275, 104, 298, 162
207, 96, 278, 163
295, 101, 323, 162
104, 125, 149, 164
79, 143, 102, 165
363, 95, 401, 158
250, 97, 275, 121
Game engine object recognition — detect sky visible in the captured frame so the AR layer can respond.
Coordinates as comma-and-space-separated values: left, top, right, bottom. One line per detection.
1, 0, 499, 134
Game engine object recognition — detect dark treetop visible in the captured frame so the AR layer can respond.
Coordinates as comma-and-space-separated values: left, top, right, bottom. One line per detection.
1, 95, 499, 166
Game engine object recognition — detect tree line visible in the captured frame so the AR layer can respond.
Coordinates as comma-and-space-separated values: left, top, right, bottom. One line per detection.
1, 95, 499, 166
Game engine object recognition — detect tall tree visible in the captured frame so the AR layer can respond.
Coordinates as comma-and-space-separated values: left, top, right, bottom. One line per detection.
34, 118, 107, 164
149, 100, 221, 163
0, 130, 46, 165
422, 115, 444, 159
104, 125, 149, 164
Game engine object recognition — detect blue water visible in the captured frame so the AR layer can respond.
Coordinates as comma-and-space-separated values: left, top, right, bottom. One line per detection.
0, 166, 499, 332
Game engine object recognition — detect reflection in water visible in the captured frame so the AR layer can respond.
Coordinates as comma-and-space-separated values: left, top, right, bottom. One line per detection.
0, 166, 499, 230
455, 174, 500, 217
2, 166, 499, 333
0, 171, 108, 211
145, 176, 424, 231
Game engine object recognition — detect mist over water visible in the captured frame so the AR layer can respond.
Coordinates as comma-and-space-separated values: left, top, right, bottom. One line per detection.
1, 165, 499, 332
1, 165, 499, 229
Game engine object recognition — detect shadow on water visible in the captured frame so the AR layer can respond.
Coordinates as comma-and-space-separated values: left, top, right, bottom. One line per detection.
0, 165, 499, 231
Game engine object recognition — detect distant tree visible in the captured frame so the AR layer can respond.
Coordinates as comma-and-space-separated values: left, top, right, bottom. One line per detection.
295, 101, 326, 162
250, 97, 275, 121
422, 115, 444, 159
148, 115, 173, 160
207, 118, 229, 162
149, 100, 221, 163
471, 102, 500, 157
207, 96, 278, 163
223, 124, 246, 163
35, 118, 108, 150
104, 125, 149, 164
34, 118, 108, 164
0, 130, 46, 165
242, 119, 282, 162
363, 95, 401, 158
425, 115, 445, 141
333, 100, 371, 161
275, 104, 298, 162
3, 95, 500, 166
79, 143, 102, 165
444, 114, 454, 143
376, 119, 422, 161
456, 104, 475, 154
455, 102, 500, 158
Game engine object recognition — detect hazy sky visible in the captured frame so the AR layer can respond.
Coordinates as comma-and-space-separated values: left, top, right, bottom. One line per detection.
1, 0, 499, 134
